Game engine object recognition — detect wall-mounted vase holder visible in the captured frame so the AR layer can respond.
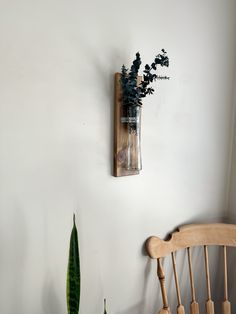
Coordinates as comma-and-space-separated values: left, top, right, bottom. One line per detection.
113, 73, 142, 177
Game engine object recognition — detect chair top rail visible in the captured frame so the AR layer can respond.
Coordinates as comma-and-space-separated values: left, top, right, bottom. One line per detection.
146, 223, 236, 258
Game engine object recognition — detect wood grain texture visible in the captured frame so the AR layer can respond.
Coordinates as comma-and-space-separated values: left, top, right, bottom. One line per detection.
187, 248, 199, 314
171, 253, 182, 306
222, 300, 231, 314
206, 300, 214, 314
146, 223, 236, 314
190, 301, 199, 314
158, 309, 170, 314
171, 252, 185, 314
222, 246, 231, 314
146, 223, 236, 258
204, 246, 212, 300
223, 246, 228, 300
204, 246, 214, 314
177, 305, 185, 314
113, 73, 141, 177
157, 258, 169, 311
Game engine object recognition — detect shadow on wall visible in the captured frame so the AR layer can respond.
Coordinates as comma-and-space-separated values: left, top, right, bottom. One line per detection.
226, 214, 236, 312
75, 36, 132, 175
116, 301, 146, 314
227, 247, 236, 312
115, 259, 156, 314
42, 276, 62, 314
0, 205, 28, 313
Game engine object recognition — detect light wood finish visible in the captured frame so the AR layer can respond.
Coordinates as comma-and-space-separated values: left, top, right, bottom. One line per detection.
157, 258, 170, 313
204, 246, 214, 314
113, 73, 141, 177
223, 246, 228, 301
158, 308, 170, 314
187, 248, 199, 314
222, 301, 231, 314
146, 224, 236, 258
190, 302, 199, 314
171, 252, 185, 314
175, 305, 184, 314
205, 301, 214, 314
146, 223, 236, 314
222, 246, 231, 314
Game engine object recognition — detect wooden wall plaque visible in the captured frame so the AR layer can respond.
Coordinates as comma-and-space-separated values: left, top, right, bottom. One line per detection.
113, 73, 141, 177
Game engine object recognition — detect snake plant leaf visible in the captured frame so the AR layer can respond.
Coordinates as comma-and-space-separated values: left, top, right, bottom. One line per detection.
103, 299, 107, 314
67, 214, 80, 314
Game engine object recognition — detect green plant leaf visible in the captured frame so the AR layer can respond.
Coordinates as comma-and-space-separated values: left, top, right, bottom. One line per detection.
104, 299, 107, 314
67, 214, 80, 314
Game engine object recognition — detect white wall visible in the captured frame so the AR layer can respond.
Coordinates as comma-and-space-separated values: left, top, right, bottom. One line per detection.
0, 0, 236, 313
228, 85, 236, 220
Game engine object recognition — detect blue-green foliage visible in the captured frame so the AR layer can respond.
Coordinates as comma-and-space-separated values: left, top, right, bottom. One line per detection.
120, 49, 169, 108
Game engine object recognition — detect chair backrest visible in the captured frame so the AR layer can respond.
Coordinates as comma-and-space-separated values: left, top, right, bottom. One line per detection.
145, 223, 236, 314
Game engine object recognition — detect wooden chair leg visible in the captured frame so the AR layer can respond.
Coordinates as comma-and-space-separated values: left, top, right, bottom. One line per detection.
157, 258, 171, 314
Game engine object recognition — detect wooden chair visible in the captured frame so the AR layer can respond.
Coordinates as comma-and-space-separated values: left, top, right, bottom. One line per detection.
145, 223, 236, 314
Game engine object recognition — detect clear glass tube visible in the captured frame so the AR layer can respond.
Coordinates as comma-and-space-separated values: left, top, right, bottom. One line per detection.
121, 106, 142, 171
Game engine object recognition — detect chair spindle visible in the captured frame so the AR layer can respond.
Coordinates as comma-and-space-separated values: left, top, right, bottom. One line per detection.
187, 248, 199, 314
204, 245, 214, 314
157, 258, 170, 314
222, 246, 231, 314
146, 224, 236, 314
171, 252, 185, 314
